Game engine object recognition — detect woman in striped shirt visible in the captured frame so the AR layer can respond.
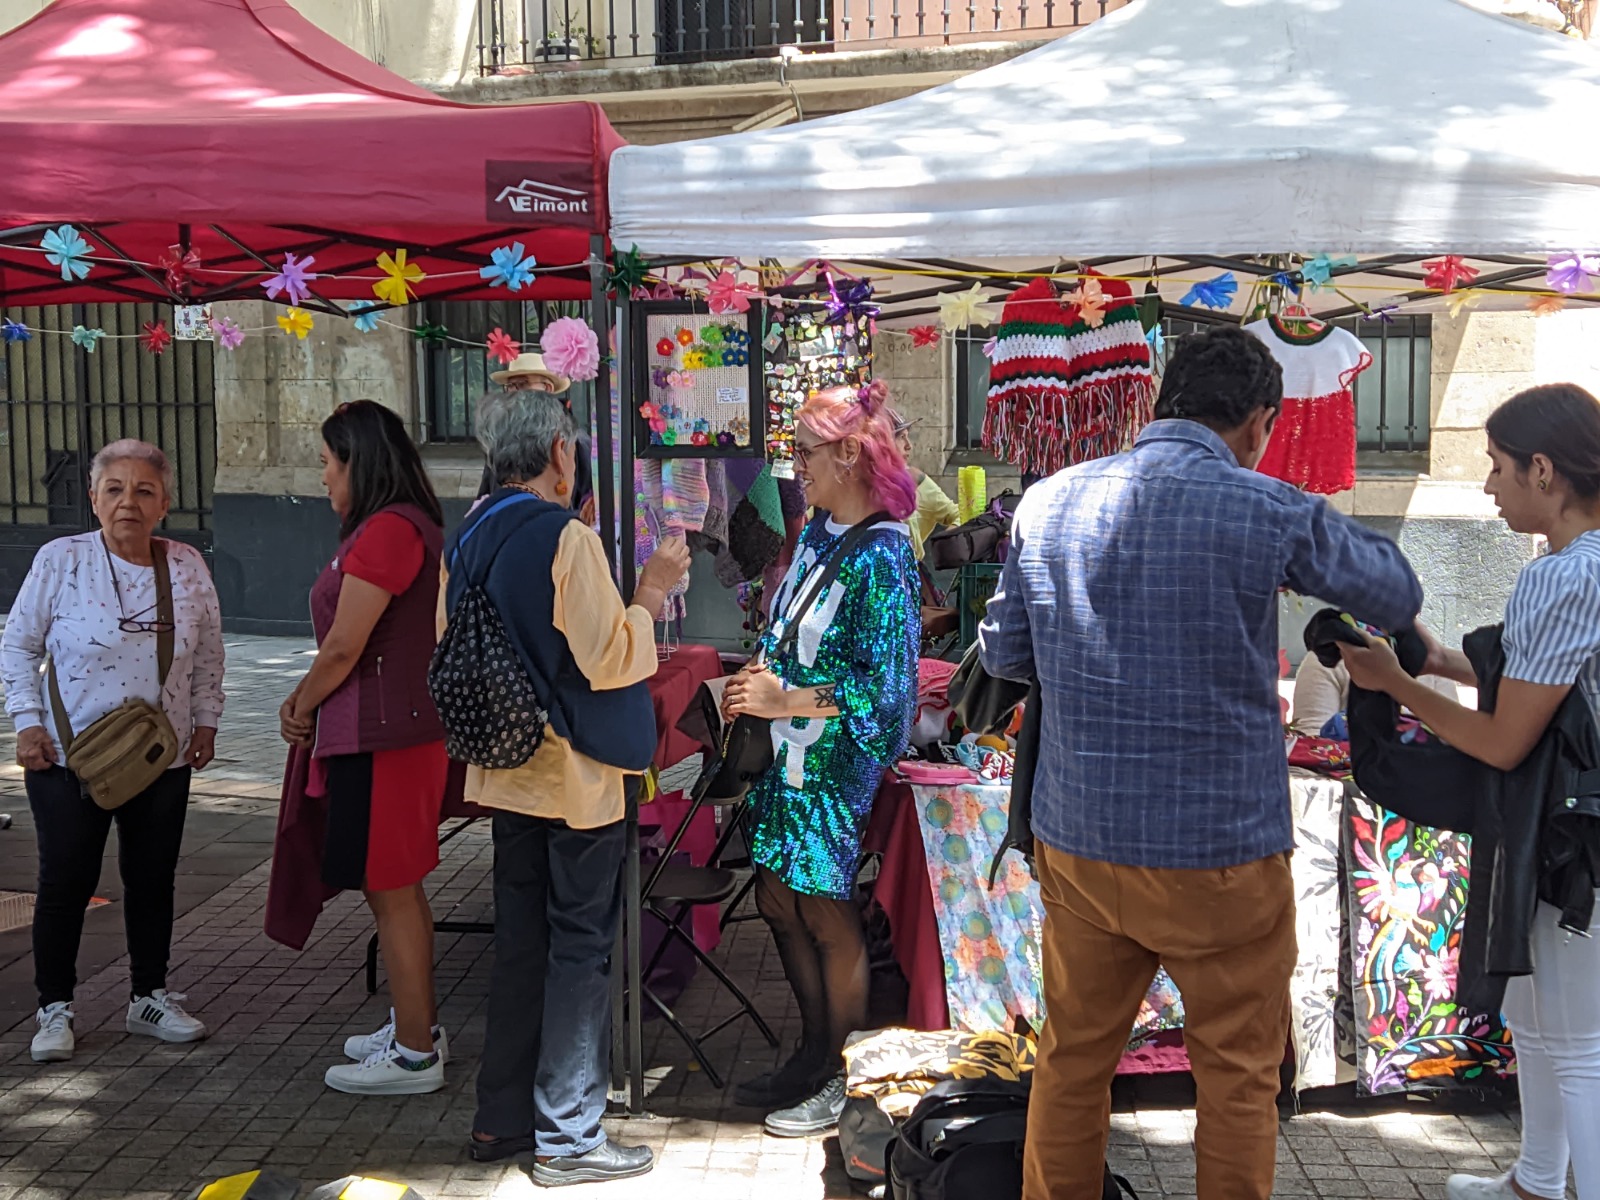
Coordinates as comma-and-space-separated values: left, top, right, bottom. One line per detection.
1342, 383, 1600, 1200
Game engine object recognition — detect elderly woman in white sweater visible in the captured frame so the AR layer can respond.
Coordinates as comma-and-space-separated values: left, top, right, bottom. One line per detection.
0, 439, 225, 1064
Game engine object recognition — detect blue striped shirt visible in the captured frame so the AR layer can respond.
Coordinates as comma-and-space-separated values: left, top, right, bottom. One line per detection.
1503, 530, 1600, 724
978, 420, 1424, 869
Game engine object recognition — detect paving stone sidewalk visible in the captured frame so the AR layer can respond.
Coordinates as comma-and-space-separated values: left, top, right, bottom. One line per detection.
0, 636, 1534, 1200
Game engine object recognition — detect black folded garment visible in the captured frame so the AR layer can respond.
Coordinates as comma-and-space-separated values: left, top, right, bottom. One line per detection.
1302, 608, 1477, 833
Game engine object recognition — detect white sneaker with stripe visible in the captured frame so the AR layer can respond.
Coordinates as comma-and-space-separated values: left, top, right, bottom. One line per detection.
126, 990, 208, 1043
343, 1009, 450, 1064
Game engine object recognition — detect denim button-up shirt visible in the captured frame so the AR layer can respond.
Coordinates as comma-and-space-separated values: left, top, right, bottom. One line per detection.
978, 420, 1423, 869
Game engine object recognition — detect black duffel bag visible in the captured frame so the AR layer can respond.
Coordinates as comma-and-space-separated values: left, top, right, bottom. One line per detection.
886, 1077, 1137, 1200
925, 491, 1021, 571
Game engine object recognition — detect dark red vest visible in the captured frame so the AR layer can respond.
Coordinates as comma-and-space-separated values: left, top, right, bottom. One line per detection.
310, 504, 445, 757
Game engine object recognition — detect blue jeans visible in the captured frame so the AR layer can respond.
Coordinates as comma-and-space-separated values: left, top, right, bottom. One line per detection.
474, 811, 624, 1156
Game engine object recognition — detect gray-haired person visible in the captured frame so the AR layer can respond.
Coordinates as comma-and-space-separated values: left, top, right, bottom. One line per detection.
445, 392, 689, 1184
0, 439, 225, 1063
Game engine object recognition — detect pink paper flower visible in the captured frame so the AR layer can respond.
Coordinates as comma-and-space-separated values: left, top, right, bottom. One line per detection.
140, 320, 171, 355
909, 325, 941, 348
210, 316, 246, 350
540, 316, 600, 381
486, 327, 520, 366
1423, 255, 1477, 295
707, 269, 761, 315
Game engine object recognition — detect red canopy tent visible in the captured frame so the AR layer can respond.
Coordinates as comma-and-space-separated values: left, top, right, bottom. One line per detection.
0, 0, 626, 310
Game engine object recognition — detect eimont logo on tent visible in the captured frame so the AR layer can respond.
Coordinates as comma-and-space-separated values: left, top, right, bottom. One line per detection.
484, 161, 597, 228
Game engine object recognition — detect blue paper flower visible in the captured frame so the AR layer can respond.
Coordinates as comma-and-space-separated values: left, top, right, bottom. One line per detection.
1180, 273, 1237, 311
1269, 271, 1297, 290
480, 242, 538, 292
1301, 254, 1356, 291
42, 225, 95, 282
1144, 324, 1166, 357
1, 319, 30, 344
70, 325, 105, 352
346, 301, 382, 333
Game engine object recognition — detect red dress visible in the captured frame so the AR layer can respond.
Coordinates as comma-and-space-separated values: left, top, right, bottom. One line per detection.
325, 512, 447, 891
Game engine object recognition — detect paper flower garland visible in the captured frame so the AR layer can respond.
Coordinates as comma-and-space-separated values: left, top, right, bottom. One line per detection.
982, 335, 998, 360
1546, 252, 1599, 296
608, 245, 648, 294
346, 301, 382, 333
414, 321, 450, 346
1446, 289, 1485, 318
1180, 273, 1238, 310
910, 325, 941, 348
708, 270, 761, 315
70, 325, 105, 352
487, 327, 520, 366
1144, 324, 1166, 356
160, 246, 201, 294
373, 249, 425, 306
263, 252, 318, 306
1, 319, 30, 344
42, 226, 94, 282
278, 308, 314, 340
140, 320, 171, 355
1529, 294, 1567, 317
1423, 256, 1477, 295
210, 316, 245, 350
481, 242, 538, 292
1070, 278, 1107, 328
541, 317, 600, 381
938, 284, 996, 332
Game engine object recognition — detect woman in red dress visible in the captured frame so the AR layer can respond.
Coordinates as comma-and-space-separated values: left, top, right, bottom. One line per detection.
280, 401, 450, 1096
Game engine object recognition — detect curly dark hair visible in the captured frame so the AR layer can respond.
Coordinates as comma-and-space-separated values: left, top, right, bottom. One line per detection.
321, 401, 444, 538
1486, 383, 1600, 501
1153, 325, 1284, 432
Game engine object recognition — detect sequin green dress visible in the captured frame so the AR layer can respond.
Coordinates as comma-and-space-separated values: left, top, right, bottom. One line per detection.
746, 515, 920, 899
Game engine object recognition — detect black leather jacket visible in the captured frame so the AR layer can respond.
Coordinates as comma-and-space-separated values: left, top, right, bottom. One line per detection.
1340, 619, 1600, 1012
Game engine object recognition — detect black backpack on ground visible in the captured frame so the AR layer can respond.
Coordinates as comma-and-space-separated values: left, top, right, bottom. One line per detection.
886, 1077, 1137, 1200
429, 493, 550, 770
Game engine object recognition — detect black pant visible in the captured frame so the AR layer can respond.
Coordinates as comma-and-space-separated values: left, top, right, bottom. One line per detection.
27, 765, 191, 1007
755, 867, 869, 1075
475, 811, 624, 1157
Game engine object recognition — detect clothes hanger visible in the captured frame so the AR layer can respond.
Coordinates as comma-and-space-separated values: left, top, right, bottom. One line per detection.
1277, 299, 1325, 334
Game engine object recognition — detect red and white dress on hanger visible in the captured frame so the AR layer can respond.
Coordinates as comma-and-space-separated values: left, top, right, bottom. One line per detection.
1244, 317, 1372, 495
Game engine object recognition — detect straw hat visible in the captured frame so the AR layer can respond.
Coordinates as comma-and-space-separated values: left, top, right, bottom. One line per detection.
489, 351, 571, 392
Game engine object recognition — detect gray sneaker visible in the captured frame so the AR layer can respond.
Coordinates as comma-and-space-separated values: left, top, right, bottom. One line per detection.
764, 1075, 846, 1138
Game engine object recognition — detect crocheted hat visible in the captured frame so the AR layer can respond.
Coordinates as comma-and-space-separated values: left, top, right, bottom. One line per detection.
983, 272, 1155, 477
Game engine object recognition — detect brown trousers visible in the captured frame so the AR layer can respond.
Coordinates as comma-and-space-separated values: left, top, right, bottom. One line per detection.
1023, 843, 1296, 1200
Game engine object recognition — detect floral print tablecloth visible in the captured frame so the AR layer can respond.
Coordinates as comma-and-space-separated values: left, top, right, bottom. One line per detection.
909, 783, 1184, 1043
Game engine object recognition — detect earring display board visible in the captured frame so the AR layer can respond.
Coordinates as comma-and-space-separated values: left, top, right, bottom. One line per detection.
631, 301, 764, 459
763, 304, 872, 479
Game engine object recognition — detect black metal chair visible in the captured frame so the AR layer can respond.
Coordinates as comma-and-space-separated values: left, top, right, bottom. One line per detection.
633, 766, 778, 1089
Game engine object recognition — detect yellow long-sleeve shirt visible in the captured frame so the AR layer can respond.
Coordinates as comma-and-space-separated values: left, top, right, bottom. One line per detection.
907, 473, 961, 561
438, 519, 658, 828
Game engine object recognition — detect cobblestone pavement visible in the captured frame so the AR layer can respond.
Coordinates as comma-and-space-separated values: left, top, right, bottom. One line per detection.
0, 635, 1536, 1200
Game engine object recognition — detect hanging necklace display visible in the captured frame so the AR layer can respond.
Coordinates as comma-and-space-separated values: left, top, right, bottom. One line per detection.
763, 282, 874, 479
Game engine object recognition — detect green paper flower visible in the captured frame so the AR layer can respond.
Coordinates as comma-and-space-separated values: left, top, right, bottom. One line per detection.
608, 245, 648, 294
414, 321, 450, 346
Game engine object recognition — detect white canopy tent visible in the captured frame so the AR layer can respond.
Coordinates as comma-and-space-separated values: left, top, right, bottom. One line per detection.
610, 0, 1600, 262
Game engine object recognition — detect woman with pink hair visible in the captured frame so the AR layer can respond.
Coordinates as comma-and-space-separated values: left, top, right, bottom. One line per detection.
722, 380, 920, 1136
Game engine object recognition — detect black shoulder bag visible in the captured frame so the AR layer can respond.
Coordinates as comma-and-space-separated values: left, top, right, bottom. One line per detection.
703, 512, 888, 800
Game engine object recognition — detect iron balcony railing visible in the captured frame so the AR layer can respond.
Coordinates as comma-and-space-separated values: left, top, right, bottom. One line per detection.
475, 0, 1122, 70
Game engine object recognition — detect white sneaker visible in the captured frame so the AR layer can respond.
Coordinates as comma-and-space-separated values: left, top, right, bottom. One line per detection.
126, 990, 208, 1043
324, 1042, 444, 1096
1446, 1174, 1518, 1200
31, 1002, 74, 1062
343, 1010, 450, 1064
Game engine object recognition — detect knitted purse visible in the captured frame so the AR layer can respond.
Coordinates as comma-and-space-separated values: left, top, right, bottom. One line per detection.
982, 272, 1155, 477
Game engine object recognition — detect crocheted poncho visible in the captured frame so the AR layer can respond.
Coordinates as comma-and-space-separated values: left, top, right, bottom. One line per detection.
983, 274, 1155, 477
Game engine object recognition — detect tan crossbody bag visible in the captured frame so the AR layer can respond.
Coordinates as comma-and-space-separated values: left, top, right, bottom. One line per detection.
47, 539, 180, 810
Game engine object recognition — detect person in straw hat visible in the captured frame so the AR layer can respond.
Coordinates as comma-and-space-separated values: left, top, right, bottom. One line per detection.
481, 353, 593, 523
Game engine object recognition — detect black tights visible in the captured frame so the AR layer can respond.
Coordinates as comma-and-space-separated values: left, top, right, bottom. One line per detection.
754, 867, 869, 1076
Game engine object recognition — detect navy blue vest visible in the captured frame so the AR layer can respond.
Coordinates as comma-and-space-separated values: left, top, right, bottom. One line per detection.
444, 489, 656, 772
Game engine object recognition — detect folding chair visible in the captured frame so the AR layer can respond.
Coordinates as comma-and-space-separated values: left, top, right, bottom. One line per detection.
633, 757, 778, 1089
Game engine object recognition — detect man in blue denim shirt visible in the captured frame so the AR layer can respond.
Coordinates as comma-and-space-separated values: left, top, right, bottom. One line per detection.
979, 327, 1422, 1200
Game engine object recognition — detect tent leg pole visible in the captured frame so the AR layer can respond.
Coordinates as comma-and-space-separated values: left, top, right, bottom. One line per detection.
591, 232, 618, 578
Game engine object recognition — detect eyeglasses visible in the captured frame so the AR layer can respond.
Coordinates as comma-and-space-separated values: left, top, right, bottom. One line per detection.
119, 609, 175, 636
794, 439, 839, 466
